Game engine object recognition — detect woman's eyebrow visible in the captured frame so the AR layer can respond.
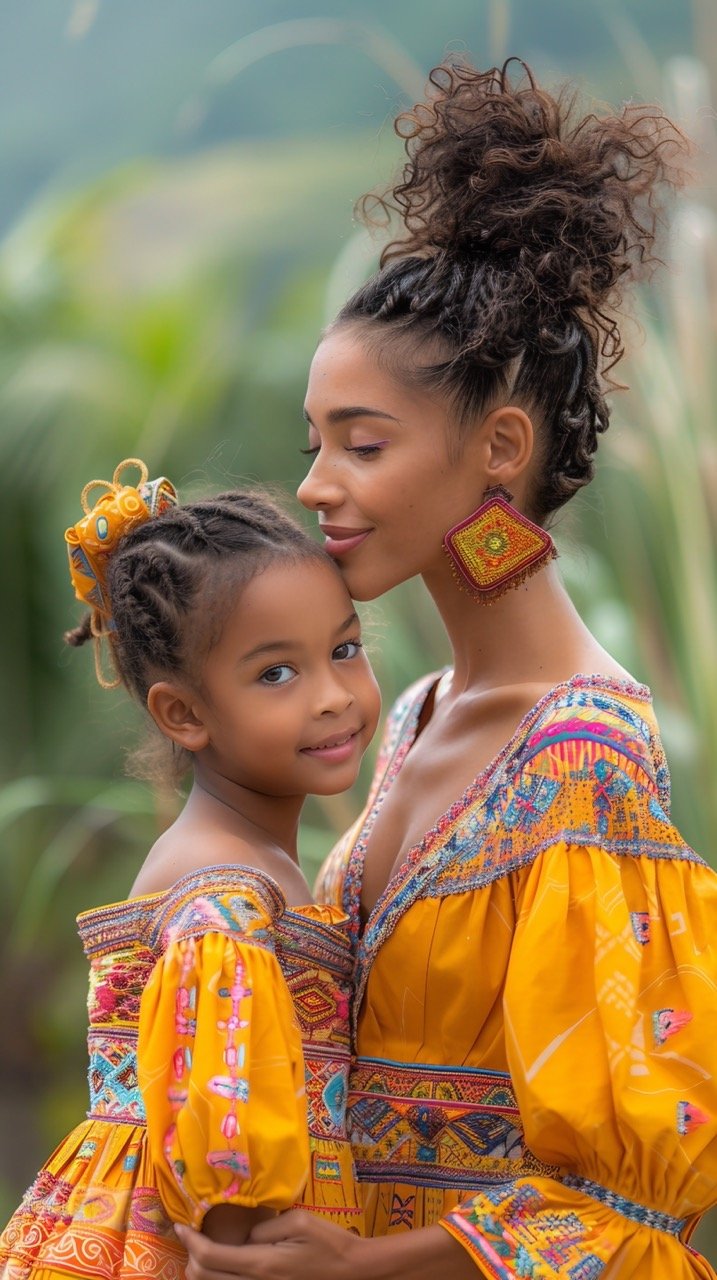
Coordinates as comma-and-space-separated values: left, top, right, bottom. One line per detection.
302, 405, 401, 425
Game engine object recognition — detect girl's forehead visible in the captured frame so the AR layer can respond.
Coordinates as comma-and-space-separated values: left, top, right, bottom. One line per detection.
221, 557, 353, 634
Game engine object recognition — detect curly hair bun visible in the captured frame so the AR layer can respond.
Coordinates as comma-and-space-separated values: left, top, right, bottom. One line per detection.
342, 60, 691, 518
378, 58, 690, 359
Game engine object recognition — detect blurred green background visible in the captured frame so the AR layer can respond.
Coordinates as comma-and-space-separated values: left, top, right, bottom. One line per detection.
2, 0, 716, 1260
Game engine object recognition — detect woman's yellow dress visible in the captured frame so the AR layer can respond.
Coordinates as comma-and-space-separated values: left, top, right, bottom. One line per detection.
0, 866, 362, 1279
318, 673, 717, 1278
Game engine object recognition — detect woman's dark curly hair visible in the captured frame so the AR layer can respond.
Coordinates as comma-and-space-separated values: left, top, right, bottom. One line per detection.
336, 59, 690, 519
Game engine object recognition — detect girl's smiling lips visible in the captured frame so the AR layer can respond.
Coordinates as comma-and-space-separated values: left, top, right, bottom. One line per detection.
300, 727, 363, 763
319, 523, 373, 556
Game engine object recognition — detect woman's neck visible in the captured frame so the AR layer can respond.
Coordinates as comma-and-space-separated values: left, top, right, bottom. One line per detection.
422, 560, 621, 694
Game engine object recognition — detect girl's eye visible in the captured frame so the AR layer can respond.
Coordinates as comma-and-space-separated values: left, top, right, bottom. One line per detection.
300, 445, 319, 457
333, 640, 362, 661
259, 664, 296, 686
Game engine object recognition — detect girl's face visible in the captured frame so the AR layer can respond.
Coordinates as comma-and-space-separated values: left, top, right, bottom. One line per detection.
195, 557, 380, 797
298, 327, 488, 601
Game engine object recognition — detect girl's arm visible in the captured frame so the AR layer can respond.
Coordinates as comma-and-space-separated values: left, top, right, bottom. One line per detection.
201, 1204, 275, 1247
137, 872, 309, 1233
176, 1213, 482, 1279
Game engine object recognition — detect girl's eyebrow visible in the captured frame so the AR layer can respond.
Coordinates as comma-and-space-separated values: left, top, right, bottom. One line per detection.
239, 612, 359, 664
302, 405, 401, 426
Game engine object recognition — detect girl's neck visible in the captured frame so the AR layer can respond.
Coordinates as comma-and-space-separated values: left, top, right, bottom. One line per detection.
186, 762, 305, 862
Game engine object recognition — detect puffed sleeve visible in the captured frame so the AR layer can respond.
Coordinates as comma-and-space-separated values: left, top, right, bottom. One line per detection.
442, 725, 717, 1275
137, 870, 309, 1228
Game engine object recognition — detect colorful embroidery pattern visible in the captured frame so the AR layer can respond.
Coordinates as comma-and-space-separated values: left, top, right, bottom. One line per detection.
444, 1180, 611, 1279
87, 1028, 144, 1123
207, 956, 253, 1191
277, 909, 354, 1142
561, 1175, 685, 1235
0, 865, 363, 1275
652, 1008, 693, 1047
0, 1169, 182, 1280
347, 678, 701, 1028
677, 1101, 710, 1135
322, 673, 717, 1272
630, 912, 651, 945
348, 1058, 555, 1190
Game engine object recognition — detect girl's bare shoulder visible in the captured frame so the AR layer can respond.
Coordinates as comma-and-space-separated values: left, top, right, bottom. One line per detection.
129, 820, 313, 907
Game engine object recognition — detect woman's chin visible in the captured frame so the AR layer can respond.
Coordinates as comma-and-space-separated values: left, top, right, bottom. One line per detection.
339, 565, 414, 602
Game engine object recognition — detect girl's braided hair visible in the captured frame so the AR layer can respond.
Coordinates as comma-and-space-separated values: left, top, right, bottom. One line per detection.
338, 59, 690, 519
65, 490, 330, 777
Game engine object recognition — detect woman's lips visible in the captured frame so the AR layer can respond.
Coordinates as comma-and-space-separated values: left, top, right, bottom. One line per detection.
319, 525, 372, 556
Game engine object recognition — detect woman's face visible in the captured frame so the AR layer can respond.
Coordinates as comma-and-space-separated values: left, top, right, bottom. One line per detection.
298, 327, 487, 601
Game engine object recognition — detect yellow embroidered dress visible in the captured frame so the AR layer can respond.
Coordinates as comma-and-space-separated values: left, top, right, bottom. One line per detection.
0, 866, 362, 1280
318, 673, 717, 1279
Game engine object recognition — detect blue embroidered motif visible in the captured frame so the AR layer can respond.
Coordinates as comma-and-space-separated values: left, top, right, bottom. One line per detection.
322, 1070, 347, 1128
649, 795, 670, 824
503, 775, 561, 830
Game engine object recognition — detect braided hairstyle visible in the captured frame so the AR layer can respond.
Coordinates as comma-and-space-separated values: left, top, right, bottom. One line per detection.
65, 490, 331, 778
337, 60, 690, 519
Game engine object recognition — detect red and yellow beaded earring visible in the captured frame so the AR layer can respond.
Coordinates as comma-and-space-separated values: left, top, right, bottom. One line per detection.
443, 484, 556, 604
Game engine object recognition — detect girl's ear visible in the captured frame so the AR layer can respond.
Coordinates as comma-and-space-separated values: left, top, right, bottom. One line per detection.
147, 681, 209, 753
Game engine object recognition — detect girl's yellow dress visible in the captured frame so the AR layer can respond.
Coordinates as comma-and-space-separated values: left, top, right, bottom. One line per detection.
318, 672, 717, 1279
0, 866, 362, 1279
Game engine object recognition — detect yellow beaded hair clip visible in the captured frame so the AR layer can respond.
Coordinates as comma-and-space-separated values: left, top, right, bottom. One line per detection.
65, 458, 178, 687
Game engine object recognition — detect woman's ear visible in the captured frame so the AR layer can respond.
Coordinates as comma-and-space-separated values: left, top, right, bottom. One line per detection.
147, 681, 209, 753
481, 405, 534, 487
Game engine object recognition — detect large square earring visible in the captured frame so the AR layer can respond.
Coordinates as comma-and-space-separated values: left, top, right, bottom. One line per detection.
443, 485, 556, 603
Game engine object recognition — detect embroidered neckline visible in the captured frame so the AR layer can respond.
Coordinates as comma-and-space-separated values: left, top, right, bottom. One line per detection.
77, 861, 349, 955
345, 671, 653, 943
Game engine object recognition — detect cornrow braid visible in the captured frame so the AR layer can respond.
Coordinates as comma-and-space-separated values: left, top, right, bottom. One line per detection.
339, 59, 690, 519
67, 490, 330, 705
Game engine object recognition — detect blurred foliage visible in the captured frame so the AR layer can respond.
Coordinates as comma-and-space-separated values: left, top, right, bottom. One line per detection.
0, 0, 715, 1260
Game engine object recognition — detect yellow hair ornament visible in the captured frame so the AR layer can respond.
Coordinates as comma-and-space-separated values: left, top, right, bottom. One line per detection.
65, 458, 178, 687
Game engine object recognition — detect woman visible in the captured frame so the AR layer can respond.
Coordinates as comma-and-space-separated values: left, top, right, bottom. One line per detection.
177, 60, 717, 1278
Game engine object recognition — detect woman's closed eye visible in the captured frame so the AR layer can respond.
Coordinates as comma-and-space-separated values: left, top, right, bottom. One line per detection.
345, 444, 385, 458
299, 443, 387, 459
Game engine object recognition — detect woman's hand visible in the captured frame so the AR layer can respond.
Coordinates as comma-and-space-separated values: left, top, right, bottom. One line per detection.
176, 1211, 361, 1280
175, 1210, 478, 1280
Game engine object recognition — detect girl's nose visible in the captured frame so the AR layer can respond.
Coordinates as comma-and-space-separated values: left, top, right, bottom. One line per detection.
316, 669, 354, 716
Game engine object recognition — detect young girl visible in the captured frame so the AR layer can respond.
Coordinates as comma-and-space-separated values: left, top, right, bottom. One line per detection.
178, 60, 717, 1280
0, 459, 380, 1278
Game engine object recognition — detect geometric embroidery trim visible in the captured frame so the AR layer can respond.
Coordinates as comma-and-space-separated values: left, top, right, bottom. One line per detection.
561, 1173, 686, 1236
350, 681, 701, 1032
86, 1032, 145, 1123
348, 1057, 555, 1190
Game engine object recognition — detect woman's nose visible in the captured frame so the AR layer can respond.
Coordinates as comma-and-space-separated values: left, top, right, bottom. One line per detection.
297, 455, 342, 512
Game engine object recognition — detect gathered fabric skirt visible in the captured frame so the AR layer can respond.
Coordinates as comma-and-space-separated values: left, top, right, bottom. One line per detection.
0, 1116, 363, 1280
